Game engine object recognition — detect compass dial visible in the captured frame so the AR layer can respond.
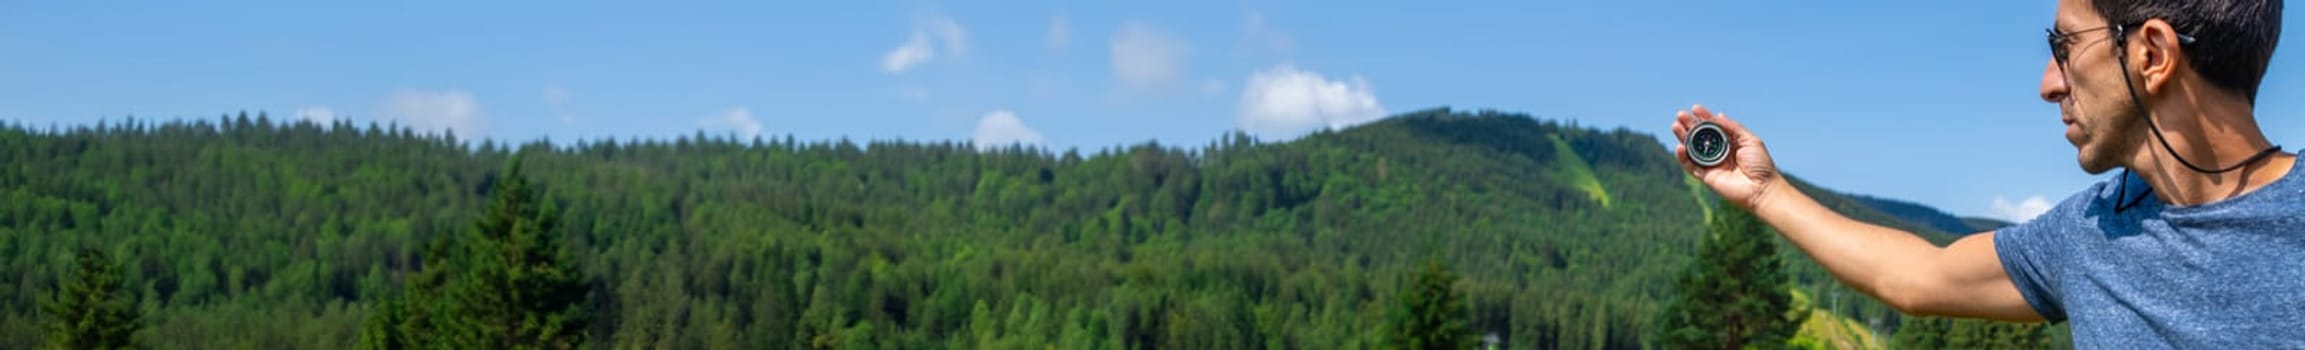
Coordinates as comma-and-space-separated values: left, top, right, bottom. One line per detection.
1687, 122, 1730, 167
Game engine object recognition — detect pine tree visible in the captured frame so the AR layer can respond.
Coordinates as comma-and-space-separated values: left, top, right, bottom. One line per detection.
444, 158, 592, 349
1656, 200, 1807, 350
1388, 259, 1472, 350
363, 158, 592, 350
41, 248, 140, 350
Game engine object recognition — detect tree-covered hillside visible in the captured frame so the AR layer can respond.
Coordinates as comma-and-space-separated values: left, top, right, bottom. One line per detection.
1, 108, 2026, 349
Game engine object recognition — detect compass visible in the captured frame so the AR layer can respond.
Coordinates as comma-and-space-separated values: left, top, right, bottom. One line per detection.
1687, 121, 1730, 167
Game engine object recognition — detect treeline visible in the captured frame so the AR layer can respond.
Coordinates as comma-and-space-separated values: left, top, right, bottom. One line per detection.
2, 109, 2049, 348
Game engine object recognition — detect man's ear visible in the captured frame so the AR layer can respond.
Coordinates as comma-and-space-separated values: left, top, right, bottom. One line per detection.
2134, 19, 2189, 95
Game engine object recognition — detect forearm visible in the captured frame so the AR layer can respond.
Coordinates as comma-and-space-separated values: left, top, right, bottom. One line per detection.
1746, 179, 1946, 309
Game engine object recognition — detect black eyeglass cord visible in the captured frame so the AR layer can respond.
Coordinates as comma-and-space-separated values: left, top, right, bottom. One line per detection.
2109, 26, 2285, 212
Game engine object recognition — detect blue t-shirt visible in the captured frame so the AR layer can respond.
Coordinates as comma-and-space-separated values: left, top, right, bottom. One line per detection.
1997, 158, 2305, 348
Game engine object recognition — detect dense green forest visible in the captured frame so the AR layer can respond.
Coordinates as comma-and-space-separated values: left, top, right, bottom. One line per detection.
1, 108, 2057, 348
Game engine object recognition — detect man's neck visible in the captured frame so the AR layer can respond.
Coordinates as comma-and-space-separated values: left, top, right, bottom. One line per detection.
2131, 97, 2291, 206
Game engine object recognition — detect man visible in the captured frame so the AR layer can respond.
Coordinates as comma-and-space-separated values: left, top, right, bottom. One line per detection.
1670, 0, 2299, 348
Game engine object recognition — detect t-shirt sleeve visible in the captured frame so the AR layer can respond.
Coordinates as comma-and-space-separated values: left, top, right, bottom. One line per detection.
1993, 194, 2081, 322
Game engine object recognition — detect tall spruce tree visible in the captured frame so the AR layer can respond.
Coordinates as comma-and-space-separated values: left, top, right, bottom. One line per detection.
363, 158, 592, 350
41, 248, 140, 350
1388, 259, 1472, 350
1656, 199, 1806, 350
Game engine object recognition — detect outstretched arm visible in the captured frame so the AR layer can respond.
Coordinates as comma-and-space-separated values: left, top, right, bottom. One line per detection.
1671, 105, 2042, 321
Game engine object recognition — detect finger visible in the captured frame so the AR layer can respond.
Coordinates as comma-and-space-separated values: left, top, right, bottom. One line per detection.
1709, 111, 1765, 147
1691, 104, 1713, 121
1673, 109, 1698, 140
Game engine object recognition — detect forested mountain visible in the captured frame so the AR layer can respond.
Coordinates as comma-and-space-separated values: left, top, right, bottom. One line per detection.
1, 108, 2037, 349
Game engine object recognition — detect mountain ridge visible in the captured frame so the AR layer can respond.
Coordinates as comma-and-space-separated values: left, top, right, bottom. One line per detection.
0, 108, 1992, 348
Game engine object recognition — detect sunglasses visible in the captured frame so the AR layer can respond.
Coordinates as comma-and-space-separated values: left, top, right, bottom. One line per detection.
2046, 22, 2198, 66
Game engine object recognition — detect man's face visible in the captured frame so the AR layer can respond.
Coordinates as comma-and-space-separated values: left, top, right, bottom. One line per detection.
2041, 0, 2148, 174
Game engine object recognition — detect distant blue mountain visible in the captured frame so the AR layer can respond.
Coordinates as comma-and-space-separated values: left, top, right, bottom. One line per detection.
1845, 195, 2013, 236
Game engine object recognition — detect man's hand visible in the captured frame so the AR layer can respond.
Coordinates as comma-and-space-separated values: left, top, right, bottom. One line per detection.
1672, 104, 1782, 212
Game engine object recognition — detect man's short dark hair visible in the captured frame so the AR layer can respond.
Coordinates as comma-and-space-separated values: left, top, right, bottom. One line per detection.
2093, 0, 2283, 103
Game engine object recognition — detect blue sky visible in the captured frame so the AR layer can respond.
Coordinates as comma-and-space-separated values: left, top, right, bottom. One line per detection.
4, 1, 2303, 223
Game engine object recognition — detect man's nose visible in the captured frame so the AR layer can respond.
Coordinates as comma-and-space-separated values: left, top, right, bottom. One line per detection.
2040, 58, 2070, 103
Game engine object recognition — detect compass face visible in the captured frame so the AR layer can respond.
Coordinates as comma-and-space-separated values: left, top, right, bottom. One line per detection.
1687, 122, 1730, 167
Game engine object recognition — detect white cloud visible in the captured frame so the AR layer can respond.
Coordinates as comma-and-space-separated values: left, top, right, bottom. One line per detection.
385, 90, 482, 136
926, 16, 968, 55
1237, 65, 1385, 139
972, 110, 1044, 151
295, 107, 336, 123
702, 107, 764, 138
1047, 16, 1071, 51
881, 32, 936, 74
1990, 195, 2055, 223
1110, 22, 1189, 90
880, 14, 969, 74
